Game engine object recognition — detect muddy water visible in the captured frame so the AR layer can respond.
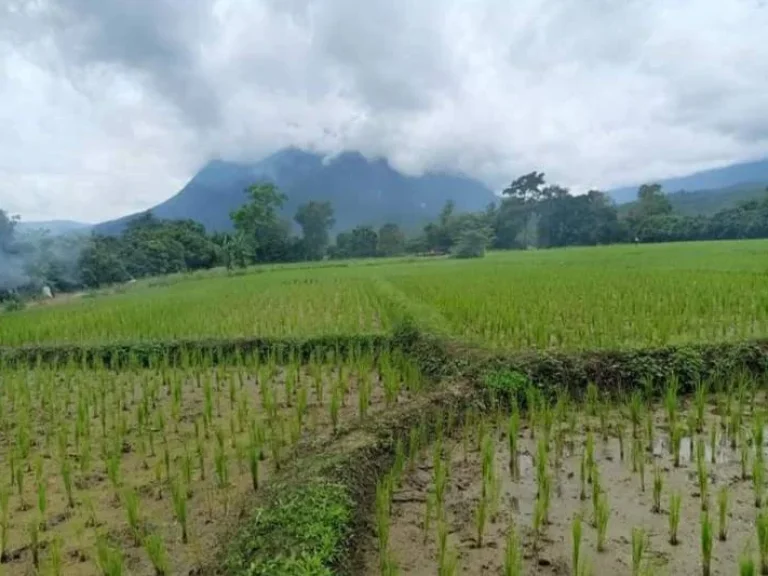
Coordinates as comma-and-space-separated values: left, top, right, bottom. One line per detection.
363, 406, 766, 575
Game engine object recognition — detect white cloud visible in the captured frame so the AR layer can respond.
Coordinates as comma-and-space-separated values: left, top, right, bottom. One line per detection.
1, 0, 768, 222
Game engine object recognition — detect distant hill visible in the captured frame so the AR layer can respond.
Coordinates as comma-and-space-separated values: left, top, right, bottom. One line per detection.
609, 158, 768, 204
16, 220, 92, 235
617, 182, 768, 217
95, 148, 496, 235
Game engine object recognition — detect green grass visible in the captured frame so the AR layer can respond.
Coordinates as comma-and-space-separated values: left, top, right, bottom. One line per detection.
3, 240, 768, 350
223, 482, 352, 576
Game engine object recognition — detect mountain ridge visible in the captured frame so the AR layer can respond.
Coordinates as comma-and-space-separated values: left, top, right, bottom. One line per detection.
608, 157, 768, 204
95, 148, 496, 235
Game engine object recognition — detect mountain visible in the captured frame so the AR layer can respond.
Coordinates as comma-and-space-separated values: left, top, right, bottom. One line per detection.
95, 149, 496, 235
609, 158, 768, 204
16, 220, 92, 235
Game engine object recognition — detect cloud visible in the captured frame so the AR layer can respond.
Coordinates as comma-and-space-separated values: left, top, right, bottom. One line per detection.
2, 0, 768, 222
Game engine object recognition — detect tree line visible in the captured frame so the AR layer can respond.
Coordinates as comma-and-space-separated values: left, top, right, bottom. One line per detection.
2, 174, 767, 299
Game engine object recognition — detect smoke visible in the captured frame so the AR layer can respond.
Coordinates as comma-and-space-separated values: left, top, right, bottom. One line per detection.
0, 251, 31, 291
0, 216, 86, 293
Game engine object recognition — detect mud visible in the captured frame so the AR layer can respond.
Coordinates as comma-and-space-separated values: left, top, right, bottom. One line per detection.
363, 400, 766, 575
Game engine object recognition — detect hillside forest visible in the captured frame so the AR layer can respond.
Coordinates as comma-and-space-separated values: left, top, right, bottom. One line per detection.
1, 173, 768, 298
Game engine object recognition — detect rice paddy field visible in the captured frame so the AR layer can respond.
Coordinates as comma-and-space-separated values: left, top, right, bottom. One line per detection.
1, 240, 767, 350
1, 239, 768, 575
363, 374, 768, 575
0, 349, 423, 575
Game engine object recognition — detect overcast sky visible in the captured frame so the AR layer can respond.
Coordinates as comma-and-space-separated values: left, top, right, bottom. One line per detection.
2, 0, 768, 223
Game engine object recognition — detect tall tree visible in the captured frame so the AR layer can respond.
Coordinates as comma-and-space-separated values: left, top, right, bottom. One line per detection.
332, 225, 378, 259
295, 200, 335, 260
230, 183, 287, 261
377, 223, 405, 256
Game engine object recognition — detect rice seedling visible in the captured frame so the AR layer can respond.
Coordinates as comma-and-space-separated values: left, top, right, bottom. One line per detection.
0, 488, 8, 562
716, 485, 729, 542
743, 430, 751, 481
755, 457, 765, 508
171, 478, 189, 544
652, 465, 663, 513
672, 425, 682, 468
144, 532, 170, 576
740, 550, 756, 576
532, 496, 546, 557
629, 392, 643, 441
49, 535, 63, 576
758, 511, 768, 574
665, 378, 679, 434
96, 535, 125, 576
631, 527, 647, 576
503, 524, 523, 576
591, 463, 601, 526
697, 439, 709, 510
646, 410, 654, 454
423, 494, 434, 545
695, 381, 708, 433
375, 476, 392, 573
475, 493, 488, 548
29, 520, 39, 569
122, 488, 142, 546
701, 511, 713, 576
586, 430, 595, 480
586, 382, 599, 418
37, 473, 48, 529
60, 457, 75, 508
214, 439, 230, 490
580, 452, 587, 501
572, 513, 582, 576
508, 410, 520, 481
437, 520, 458, 576
669, 491, 682, 545
617, 420, 626, 461
596, 495, 610, 553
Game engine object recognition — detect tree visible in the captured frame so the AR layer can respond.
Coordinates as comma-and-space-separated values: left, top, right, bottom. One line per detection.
424, 200, 457, 253
626, 183, 673, 238
78, 236, 130, 288
377, 223, 405, 256
230, 183, 287, 261
295, 200, 335, 260
502, 171, 547, 202
332, 225, 378, 259
452, 227, 490, 258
